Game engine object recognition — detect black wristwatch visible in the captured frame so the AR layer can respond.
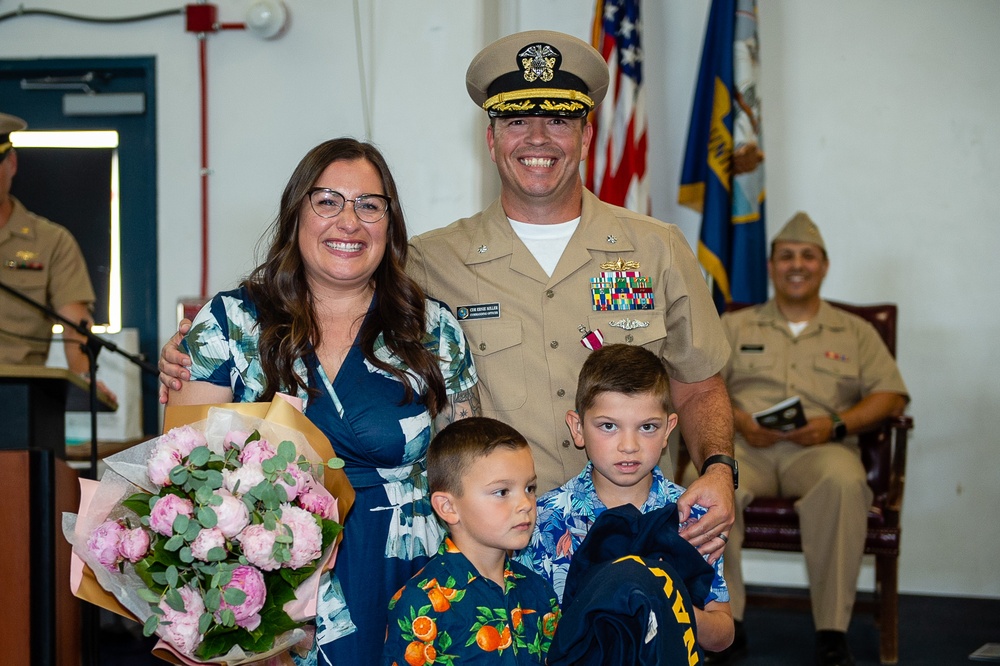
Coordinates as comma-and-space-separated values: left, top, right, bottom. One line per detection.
830, 413, 848, 442
701, 454, 739, 490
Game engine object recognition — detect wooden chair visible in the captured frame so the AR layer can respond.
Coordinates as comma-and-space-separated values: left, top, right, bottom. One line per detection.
680, 300, 913, 664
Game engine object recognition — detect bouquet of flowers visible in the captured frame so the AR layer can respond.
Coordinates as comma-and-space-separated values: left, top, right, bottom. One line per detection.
64, 399, 353, 665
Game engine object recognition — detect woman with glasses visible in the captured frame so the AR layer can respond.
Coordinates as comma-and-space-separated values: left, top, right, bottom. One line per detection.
169, 138, 480, 664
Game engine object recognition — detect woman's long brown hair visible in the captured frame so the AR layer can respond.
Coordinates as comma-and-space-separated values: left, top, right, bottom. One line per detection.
243, 138, 447, 415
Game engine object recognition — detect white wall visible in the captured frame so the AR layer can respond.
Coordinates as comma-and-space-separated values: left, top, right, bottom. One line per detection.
2, 0, 997, 599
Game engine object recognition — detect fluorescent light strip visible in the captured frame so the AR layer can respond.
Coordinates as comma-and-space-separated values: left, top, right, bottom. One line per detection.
9, 130, 119, 149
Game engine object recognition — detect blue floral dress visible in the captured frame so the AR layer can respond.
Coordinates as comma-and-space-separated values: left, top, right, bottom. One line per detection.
184, 287, 478, 665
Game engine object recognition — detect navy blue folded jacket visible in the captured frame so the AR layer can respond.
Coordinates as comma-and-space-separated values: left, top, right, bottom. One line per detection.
546, 504, 716, 665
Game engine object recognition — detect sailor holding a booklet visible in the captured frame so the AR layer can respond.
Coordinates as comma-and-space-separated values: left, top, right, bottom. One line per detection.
695, 212, 910, 666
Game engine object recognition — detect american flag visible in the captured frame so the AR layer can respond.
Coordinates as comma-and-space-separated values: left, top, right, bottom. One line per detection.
587, 0, 649, 214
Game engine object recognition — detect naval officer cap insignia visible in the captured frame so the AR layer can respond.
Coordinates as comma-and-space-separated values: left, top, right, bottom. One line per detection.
0, 112, 27, 161
466, 30, 610, 118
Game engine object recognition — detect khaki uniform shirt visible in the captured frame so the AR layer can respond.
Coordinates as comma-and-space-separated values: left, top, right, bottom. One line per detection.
722, 299, 909, 446
0, 197, 94, 365
407, 189, 730, 491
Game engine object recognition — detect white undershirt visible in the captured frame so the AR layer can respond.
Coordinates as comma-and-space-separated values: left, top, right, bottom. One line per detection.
508, 217, 581, 277
788, 320, 808, 337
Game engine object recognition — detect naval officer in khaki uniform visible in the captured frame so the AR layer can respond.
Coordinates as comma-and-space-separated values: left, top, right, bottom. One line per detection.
407, 30, 736, 556
0, 112, 100, 377
158, 31, 737, 557
696, 212, 909, 666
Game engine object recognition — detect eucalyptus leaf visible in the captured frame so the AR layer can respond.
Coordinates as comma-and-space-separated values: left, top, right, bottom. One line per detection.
207, 546, 228, 562
173, 514, 190, 534
198, 506, 218, 529
277, 440, 296, 461
326, 457, 346, 470
204, 587, 221, 612
166, 565, 179, 588
205, 469, 224, 490
189, 446, 211, 467
169, 467, 189, 485
198, 612, 213, 635
142, 615, 159, 637
137, 588, 161, 604
165, 587, 184, 612
164, 535, 184, 552
223, 588, 247, 606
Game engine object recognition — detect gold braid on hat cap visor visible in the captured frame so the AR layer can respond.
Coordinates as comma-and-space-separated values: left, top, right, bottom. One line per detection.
0, 141, 11, 154
483, 88, 594, 113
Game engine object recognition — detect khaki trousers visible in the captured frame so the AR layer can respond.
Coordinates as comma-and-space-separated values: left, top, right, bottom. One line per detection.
717, 439, 873, 632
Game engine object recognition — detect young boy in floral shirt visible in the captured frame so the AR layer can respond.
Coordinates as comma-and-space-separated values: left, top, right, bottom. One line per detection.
516, 344, 734, 653
382, 417, 560, 665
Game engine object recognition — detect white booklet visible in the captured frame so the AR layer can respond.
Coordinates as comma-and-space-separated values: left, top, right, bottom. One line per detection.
752, 396, 807, 431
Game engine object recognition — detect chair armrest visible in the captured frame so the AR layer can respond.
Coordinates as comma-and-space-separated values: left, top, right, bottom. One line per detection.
886, 415, 913, 513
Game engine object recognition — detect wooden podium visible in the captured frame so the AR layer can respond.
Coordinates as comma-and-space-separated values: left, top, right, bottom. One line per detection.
0, 365, 116, 666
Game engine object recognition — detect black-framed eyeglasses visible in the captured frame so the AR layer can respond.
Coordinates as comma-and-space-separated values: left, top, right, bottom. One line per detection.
307, 188, 391, 223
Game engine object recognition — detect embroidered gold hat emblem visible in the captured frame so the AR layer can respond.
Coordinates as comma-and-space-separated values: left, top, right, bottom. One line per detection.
519, 44, 557, 83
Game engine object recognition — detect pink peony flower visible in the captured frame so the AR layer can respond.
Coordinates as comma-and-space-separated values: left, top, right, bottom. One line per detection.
147, 447, 183, 487
149, 494, 195, 536
239, 438, 277, 465
190, 527, 226, 561
274, 463, 310, 503
280, 504, 323, 569
217, 565, 267, 630
118, 527, 150, 563
223, 429, 252, 452
158, 425, 207, 459
158, 585, 205, 656
297, 484, 337, 520
238, 524, 281, 571
223, 462, 265, 496
88, 520, 125, 572
212, 488, 250, 538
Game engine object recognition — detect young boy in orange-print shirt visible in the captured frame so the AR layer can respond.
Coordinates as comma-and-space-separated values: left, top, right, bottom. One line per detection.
381, 417, 560, 665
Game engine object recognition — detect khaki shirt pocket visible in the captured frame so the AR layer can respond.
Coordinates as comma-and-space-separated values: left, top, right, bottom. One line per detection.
463, 319, 526, 411
4, 269, 48, 324
731, 346, 777, 373
813, 354, 861, 404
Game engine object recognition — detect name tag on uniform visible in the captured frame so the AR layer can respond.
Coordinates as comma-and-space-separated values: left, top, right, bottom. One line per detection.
740, 344, 765, 353
456, 303, 500, 321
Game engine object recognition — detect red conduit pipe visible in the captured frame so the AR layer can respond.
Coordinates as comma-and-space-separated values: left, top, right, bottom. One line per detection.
199, 34, 209, 300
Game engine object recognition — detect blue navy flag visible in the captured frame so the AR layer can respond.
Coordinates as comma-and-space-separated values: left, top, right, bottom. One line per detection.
679, 0, 767, 312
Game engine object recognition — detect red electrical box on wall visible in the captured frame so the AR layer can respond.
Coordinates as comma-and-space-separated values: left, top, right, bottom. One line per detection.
185, 4, 218, 33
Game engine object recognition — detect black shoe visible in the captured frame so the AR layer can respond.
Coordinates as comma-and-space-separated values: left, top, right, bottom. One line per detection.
703, 620, 747, 664
815, 630, 855, 666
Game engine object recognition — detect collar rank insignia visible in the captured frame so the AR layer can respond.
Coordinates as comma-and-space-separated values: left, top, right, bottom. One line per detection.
590, 257, 653, 311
